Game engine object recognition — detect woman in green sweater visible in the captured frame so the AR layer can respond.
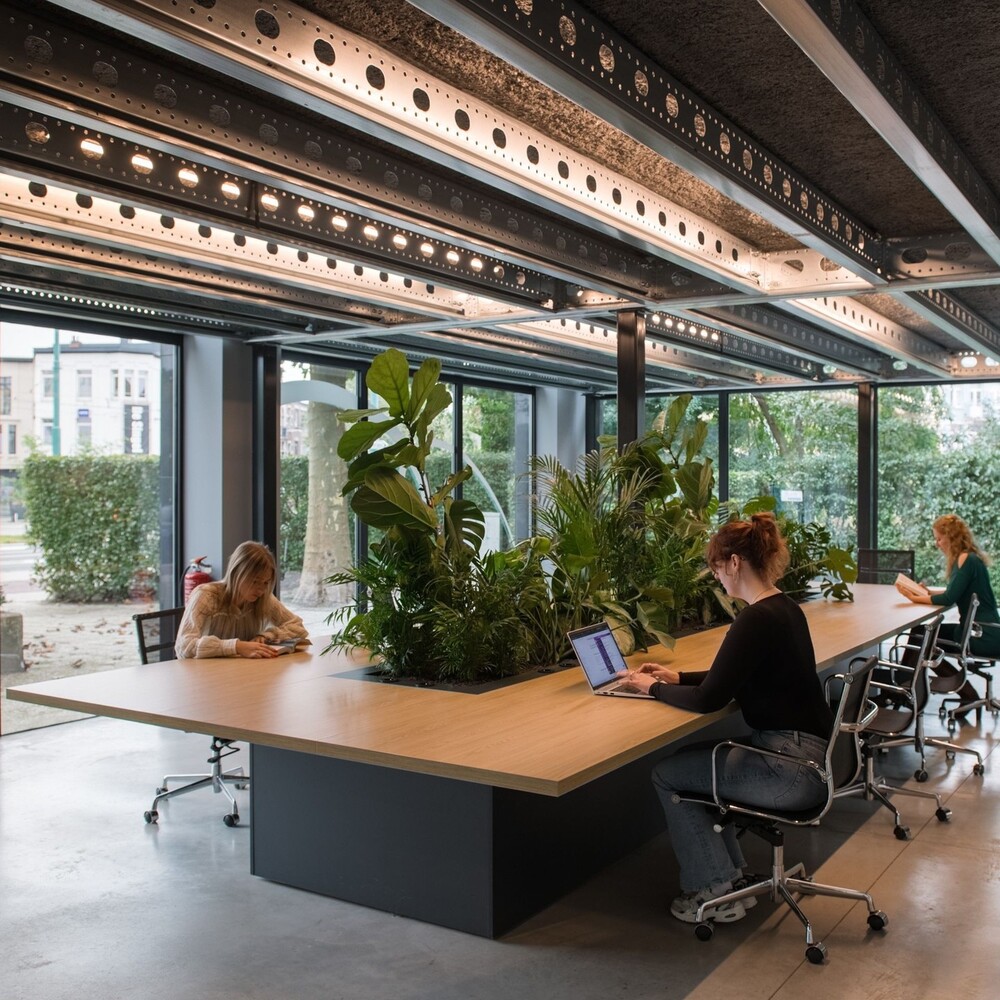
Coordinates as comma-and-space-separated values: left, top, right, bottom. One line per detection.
896, 513, 1000, 715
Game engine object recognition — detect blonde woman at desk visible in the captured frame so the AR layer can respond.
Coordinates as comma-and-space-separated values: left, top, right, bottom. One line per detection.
895, 513, 1000, 716
618, 513, 833, 925
175, 541, 310, 659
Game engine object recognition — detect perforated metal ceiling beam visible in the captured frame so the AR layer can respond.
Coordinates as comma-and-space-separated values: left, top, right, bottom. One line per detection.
408, 0, 885, 285
900, 290, 1000, 362
28, 0, 876, 300
776, 295, 952, 378
758, 0, 1000, 266
0, 2, 691, 305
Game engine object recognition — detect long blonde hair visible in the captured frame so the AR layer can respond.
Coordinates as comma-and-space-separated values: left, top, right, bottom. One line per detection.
933, 514, 989, 576
221, 541, 276, 622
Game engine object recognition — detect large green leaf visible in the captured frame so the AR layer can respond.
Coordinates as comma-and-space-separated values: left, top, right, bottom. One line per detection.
422, 382, 452, 424
355, 466, 436, 529
407, 357, 442, 422
366, 348, 410, 418
337, 406, 388, 424
443, 497, 486, 553
676, 460, 715, 512
431, 467, 472, 506
337, 417, 401, 461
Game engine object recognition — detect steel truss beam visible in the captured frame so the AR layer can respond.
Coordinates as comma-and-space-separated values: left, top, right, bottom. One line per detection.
901, 290, 1000, 363
26, 0, 876, 300
0, 170, 539, 325
408, 0, 885, 284
777, 296, 951, 378
759, 0, 1000, 266
675, 304, 886, 380
0, 3, 690, 304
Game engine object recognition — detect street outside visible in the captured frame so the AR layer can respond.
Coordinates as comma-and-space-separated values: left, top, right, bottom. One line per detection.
0, 518, 331, 736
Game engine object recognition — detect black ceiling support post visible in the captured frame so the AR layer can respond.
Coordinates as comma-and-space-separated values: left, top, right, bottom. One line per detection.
617, 310, 645, 451
857, 382, 878, 552
453, 378, 464, 499
717, 392, 730, 508
584, 393, 600, 455
253, 344, 281, 583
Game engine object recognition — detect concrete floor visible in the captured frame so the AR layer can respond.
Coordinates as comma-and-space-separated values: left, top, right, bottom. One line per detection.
1, 706, 998, 1000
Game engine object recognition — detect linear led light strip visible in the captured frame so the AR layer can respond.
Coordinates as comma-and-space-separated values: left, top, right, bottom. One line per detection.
1, 100, 555, 304
0, 170, 530, 322
77, 0, 872, 298
664, 306, 882, 379
500, 318, 803, 386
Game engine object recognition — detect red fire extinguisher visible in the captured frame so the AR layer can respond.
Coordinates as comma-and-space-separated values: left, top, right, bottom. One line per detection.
183, 556, 213, 603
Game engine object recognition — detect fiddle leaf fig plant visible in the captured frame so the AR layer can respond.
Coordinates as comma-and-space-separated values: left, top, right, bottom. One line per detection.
326, 348, 546, 682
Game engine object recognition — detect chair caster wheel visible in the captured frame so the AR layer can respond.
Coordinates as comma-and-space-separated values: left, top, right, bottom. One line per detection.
867, 910, 888, 931
914, 768, 928, 782
947, 721, 957, 733
144, 810, 158, 824
973, 763, 985, 776
694, 923, 714, 942
945, 750, 956, 760
893, 825, 909, 841
805, 942, 827, 964
936, 807, 951, 822
223, 813, 239, 827
938, 706, 946, 719
156, 786, 167, 794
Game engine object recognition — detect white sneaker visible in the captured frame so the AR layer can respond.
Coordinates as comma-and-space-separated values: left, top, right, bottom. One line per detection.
670, 887, 747, 924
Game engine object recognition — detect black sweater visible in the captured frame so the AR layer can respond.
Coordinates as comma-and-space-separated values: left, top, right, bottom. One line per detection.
649, 593, 834, 739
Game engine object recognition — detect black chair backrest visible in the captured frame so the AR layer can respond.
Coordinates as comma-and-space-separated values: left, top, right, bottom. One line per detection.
954, 593, 981, 659
828, 655, 879, 791
857, 548, 915, 585
908, 614, 944, 714
133, 608, 185, 664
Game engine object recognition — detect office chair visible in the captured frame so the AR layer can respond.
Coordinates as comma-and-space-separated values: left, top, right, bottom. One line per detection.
133, 608, 249, 827
672, 655, 887, 964
937, 594, 1000, 728
856, 548, 915, 585
835, 615, 953, 839
862, 609, 985, 779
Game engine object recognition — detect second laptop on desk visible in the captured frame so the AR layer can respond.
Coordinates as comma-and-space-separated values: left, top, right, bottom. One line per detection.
568, 622, 655, 699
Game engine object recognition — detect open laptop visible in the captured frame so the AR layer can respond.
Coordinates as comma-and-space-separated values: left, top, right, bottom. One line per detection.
568, 622, 654, 699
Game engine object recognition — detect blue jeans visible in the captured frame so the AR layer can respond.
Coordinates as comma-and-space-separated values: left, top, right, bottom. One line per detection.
651, 730, 829, 893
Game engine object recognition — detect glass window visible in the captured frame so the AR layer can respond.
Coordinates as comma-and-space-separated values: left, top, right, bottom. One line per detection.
460, 384, 533, 549
137, 370, 148, 399
1, 333, 178, 736
77, 369, 92, 398
8, 424, 17, 455
1, 376, 11, 415
279, 359, 359, 614
729, 387, 858, 545
42, 371, 53, 398
878, 382, 1000, 586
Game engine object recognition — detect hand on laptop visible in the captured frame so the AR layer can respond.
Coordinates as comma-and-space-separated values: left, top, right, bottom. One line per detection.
615, 663, 679, 693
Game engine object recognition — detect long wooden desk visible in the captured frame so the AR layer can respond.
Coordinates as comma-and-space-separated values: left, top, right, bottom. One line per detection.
8, 585, 935, 936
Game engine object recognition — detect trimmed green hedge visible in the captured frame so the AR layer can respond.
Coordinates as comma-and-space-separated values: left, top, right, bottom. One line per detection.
21, 454, 159, 601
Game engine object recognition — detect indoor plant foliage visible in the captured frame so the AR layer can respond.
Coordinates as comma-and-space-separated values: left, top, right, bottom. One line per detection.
325, 349, 550, 682
530, 394, 720, 659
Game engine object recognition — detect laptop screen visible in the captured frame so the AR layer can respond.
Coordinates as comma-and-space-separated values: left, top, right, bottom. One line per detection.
568, 623, 628, 691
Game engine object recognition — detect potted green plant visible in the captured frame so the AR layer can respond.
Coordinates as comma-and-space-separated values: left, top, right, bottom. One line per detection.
325, 349, 551, 683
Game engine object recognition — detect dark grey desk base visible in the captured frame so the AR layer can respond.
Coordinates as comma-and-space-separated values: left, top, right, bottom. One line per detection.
249, 744, 668, 938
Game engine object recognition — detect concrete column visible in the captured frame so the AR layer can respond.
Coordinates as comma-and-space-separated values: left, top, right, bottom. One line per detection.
182, 337, 254, 580
535, 387, 587, 471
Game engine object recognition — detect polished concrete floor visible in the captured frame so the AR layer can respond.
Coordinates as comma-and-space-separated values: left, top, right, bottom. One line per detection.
1, 703, 998, 1000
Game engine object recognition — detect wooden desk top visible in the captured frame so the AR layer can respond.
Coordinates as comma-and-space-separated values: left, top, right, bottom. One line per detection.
8, 585, 936, 796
